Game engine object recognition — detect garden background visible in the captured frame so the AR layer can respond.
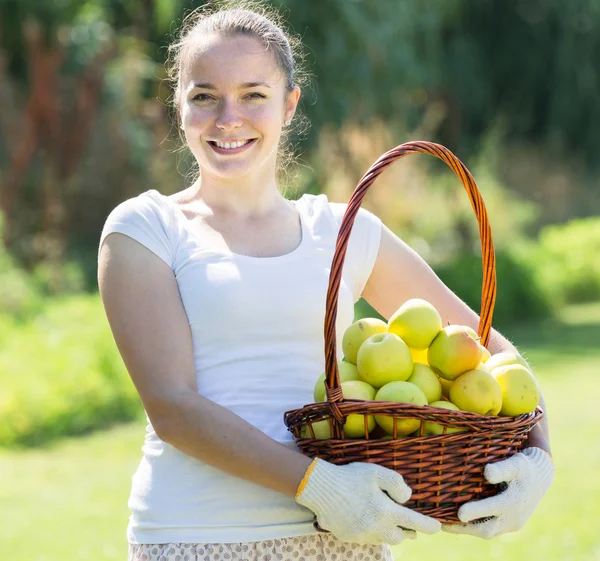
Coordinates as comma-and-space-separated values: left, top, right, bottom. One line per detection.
1, 1, 599, 559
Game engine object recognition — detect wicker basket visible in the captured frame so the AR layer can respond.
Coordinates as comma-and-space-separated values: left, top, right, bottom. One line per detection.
283, 140, 543, 525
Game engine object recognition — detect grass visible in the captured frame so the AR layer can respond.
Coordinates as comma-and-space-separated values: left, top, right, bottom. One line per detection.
2, 302, 600, 560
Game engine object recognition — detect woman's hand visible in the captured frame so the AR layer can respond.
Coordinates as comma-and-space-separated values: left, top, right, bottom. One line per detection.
442, 447, 554, 539
296, 458, 441, 545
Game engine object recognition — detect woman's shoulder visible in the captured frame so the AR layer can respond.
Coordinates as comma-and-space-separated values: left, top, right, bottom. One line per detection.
99, 189, 177, 267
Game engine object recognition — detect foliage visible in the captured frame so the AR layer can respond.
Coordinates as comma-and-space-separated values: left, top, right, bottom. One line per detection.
0, 294, 142, 448
434, 248, 557, 331
528, 217, 600, 306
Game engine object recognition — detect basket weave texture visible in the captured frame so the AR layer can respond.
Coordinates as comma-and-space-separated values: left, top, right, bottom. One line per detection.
283, 141, 543, 525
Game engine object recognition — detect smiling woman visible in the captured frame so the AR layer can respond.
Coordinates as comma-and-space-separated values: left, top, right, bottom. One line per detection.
96, 1, 552, 560
167, 1, 312, 191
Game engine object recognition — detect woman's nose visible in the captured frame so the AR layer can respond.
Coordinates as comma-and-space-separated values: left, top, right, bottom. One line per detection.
216, 101, 243, 130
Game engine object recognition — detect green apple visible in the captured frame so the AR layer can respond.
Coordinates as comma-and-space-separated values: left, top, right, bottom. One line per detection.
313, 361, 360, 402
485, 351, 529, 372
374, 381, 428, 435
423, 401, 467, 435
438, 376, 453, 399
357, 333, 414, 388
387, 298, 443, 349
407, 363, 442, 403
492, 364, 540, 416
340, 380, 377, 437
464, 326, 480, 341
301, 419, 332, 439
342, 318, 388, 364
449, 368, 503, 415
428, 325, 484, 380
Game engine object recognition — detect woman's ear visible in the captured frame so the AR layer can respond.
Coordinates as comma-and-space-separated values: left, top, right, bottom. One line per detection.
284, 86, 301, 123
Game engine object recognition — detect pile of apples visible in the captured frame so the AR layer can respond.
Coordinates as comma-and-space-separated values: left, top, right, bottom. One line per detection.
306, 298, 541, 439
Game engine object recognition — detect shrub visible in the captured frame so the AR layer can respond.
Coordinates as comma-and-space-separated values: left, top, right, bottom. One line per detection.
0, 294, 142, 448
434, 248, 557, 330
530, 217, 600, 305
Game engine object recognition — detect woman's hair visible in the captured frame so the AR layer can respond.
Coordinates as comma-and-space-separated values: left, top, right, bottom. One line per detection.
166, 0, 313, 188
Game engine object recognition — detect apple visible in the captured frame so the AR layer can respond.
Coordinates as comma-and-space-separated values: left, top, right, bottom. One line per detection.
380, 434, 412, 440
374, 381, 428, 435
438, 376, 453, 399
410, 347, 429, 365
387, 298, 443, 349
339, 380, 377, 437
342, 318, 388, 364
407, 363, 442, 403
313, 361, 360, 402
491, 364, 540, 416
423, 401, 467, 435
449, 368, 503, 415
357, 333, 414, 388
464, 326, 480, 341
428, 325, 484, 380
301, 419, 333, 439
479, 345, 492, 363
485, 351, 529, 372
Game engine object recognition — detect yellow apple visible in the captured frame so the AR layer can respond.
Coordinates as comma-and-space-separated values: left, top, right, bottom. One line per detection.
374, 381, 428, 435
438, 376, 453, 399
407, 363, 442, 403
387, 298, 443, 349
479, 345, 492, 363
423, 401, 467, 435
313, 361, 360, 402
339, 380, 377, 438
410, 347, 429, 365
485, 351, 529, 372
449, 368, 503, 415
342, 318, 388, 364
491, 364, 541, 416
301, 419, 332, 439
357, 333, 414, 388
428, 325, 484, 380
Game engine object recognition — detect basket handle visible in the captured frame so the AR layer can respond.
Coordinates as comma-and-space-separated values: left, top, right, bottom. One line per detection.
324, 141, 497, 410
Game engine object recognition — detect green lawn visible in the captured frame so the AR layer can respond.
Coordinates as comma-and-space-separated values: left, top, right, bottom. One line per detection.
2, 303, 600, 560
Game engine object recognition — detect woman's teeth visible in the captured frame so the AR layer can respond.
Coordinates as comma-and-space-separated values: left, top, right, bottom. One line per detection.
214, 140, 251, 149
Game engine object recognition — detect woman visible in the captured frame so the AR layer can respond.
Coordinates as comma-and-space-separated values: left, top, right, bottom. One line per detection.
97, 2, 553, 560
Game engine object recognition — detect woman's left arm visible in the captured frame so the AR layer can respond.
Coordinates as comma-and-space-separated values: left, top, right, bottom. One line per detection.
362, 225, 554, 538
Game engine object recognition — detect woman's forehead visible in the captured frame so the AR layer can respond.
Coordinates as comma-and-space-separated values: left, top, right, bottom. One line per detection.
181, 34, 282, 88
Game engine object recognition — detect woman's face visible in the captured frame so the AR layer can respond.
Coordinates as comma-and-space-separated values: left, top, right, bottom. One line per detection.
179, 34, 300, 181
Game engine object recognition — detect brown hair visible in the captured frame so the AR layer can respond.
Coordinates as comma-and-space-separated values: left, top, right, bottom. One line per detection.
166, 0, 312, 188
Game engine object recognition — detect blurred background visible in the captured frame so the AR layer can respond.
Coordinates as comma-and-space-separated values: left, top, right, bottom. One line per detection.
1, 0, 599, 560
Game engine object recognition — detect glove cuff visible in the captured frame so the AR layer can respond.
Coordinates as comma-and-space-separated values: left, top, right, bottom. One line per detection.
295, 458, 346, 514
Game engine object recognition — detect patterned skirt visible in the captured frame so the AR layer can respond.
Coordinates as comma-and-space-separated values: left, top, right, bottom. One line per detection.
128, 534, 395, 561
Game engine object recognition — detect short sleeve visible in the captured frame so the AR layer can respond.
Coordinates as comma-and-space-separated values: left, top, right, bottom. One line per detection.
98, 191, 176, 269
328, 202, 383, 301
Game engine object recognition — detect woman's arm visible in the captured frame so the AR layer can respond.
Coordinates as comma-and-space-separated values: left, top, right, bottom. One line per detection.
361, 225, 551, 457
98, 233, 312, 497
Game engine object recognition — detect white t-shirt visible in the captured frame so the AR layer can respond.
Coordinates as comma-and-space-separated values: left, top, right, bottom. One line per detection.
98, 189, 383, 544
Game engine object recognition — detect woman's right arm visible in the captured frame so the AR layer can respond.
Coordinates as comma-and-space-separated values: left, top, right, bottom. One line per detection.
98, 233, 313, 498
98, 232, 441, 545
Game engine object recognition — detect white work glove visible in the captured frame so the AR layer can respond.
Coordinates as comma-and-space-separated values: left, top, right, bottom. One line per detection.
442, 447, 554, 539
295, 458, 441, 545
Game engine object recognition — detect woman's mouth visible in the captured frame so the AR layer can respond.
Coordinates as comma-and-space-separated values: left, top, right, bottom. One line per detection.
208, 138, 257, 155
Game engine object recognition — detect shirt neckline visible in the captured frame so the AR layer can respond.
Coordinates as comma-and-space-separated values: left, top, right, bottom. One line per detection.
148, 189, 310, 262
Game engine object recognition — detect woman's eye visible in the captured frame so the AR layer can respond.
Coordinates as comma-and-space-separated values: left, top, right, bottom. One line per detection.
246, 92, 266, 100
192, 93, 213, 102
